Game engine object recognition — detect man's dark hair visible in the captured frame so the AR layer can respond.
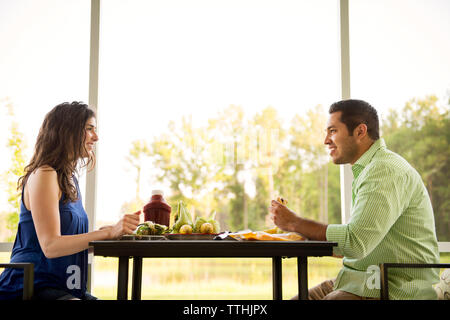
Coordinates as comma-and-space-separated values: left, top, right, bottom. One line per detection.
329, 99, 380, 140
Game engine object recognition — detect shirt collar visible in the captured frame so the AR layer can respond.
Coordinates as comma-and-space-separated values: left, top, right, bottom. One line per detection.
352, 138, 386, 179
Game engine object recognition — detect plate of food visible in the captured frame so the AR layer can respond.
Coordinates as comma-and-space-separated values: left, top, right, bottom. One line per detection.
167, 202, 222, 240
228, 226, 306, 241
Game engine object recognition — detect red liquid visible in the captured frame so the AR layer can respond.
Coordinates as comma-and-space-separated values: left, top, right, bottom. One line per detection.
143, 194, 171, 227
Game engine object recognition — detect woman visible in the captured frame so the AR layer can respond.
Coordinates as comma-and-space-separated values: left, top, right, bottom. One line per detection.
0, 102, 141, 300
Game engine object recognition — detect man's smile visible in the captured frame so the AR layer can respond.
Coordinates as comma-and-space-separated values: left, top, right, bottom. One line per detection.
328, 146, 337, 156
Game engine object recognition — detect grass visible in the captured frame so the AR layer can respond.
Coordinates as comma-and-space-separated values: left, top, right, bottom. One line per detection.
90, 256, 342, 300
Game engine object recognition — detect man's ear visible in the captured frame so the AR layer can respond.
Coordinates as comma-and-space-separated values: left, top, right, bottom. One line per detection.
354, 123, 368, 139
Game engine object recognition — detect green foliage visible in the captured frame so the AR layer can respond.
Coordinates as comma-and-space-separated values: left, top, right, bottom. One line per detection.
0, 98, 28, 241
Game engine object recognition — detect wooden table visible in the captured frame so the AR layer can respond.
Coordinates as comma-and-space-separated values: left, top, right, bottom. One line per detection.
89, 239, 337, 300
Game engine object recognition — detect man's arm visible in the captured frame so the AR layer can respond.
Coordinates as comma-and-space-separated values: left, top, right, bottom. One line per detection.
326, 163, 409, 259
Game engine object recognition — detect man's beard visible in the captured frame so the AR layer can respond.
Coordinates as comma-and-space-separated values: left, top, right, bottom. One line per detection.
332, 139, 358, 165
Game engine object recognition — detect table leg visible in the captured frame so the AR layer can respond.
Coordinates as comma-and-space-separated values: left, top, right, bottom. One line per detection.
117, 256, 129, 300
132, 257, 143, 300
272, 256, 282, 300
297, 257, 308, 300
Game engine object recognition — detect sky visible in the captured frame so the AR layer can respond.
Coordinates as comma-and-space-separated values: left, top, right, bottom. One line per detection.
1, 0, 449, 225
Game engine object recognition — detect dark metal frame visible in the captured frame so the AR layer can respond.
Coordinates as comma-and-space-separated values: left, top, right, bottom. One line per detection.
379, 263, 450, 300
0, 263, 34, 300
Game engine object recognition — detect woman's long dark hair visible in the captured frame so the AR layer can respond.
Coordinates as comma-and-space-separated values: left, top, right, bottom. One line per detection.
18, 101, 96, 203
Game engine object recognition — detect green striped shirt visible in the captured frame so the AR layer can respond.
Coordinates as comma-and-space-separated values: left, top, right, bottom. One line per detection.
326, 138, 440, 299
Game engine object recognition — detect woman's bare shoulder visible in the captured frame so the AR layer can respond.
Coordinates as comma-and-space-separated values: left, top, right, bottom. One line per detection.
35, 165, 56, 173
28, 165, 58, 187
24, 166, 61, 208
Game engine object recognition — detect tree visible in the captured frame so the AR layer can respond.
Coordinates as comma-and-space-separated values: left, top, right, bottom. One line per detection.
0, 98, 28, 241
207, 105, 248, 230
286, 105, 330, 223
150, 114, 224, 221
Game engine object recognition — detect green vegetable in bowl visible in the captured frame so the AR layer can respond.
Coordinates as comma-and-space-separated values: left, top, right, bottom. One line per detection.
136, 221, 168, 235
153, 223, 168, 235
136, 222, 154, 235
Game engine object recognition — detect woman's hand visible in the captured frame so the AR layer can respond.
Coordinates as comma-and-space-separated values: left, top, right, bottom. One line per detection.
107, 210, 142, 239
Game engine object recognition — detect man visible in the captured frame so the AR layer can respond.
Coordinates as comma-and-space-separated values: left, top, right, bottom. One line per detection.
269, 99, 440, 300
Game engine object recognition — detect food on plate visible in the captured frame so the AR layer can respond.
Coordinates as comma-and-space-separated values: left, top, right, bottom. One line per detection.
229, 230, 305, 241
263, 226, 285, 234
206, 211, 220, 234
193, 216, 207, 233
135, 221, 168, 236
200, 222, 214, 234
193, 211, 220, 234
170, 201, 220, 236
276, 196, 288, 205
172, 201, 194, 234
180, 224, 193, 234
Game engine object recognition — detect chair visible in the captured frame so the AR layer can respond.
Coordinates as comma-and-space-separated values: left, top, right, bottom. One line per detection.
0, 263, 34, 300
379, 263, 450, 300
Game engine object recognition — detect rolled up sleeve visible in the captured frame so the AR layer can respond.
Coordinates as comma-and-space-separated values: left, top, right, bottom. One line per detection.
326, 224, 348, 256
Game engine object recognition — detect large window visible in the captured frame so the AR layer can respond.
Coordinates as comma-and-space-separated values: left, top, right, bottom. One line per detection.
95, 0, 341, 230
0, 0, 90, 242
350, 0, 450, 242
91, 0, 342, 298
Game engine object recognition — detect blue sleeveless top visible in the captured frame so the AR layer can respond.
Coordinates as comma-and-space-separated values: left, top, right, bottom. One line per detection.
0, 176, 89, 299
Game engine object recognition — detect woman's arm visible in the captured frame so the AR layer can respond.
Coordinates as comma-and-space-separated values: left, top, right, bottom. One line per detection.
27, 167, 140, 259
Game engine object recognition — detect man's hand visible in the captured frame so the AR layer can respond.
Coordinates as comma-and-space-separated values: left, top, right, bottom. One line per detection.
268, 200, 301, 232
269, 200, 328, 241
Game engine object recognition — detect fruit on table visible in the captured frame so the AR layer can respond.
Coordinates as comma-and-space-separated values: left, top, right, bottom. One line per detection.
193, 211, 220, 234
171, 201, 220, 234
180, 224, 193, 234
200, 222, 214, 234
206, 211, 220, 233
172, 201, 193, 233
193, 217, 207, 233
